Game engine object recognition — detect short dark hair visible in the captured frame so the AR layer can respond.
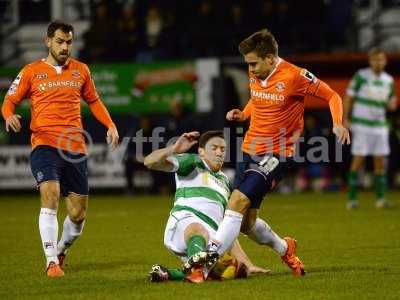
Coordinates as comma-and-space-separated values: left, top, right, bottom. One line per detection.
47, 20, 74, 38
199, 130, 225, 148
238, 28, 278, 58
368, 47, 385, 57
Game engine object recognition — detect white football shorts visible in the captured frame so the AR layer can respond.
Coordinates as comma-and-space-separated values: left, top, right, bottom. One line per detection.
351, 129, 390, 156
163, 210, 216, 262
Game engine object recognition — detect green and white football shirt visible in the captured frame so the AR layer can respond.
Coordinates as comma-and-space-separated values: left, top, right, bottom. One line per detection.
167, 153, 232, 230
347, 68, 395, 134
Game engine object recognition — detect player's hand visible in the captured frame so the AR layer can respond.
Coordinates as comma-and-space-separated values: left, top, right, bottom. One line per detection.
106, 126, 119, 151
246, 264, 271, 275
172, 131, 200, 154
226, 109, 244, 122
5, 114, 22, 133
333, 124, 351, 145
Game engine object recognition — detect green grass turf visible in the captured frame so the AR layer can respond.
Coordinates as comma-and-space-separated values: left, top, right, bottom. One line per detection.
0, 192, 399, 300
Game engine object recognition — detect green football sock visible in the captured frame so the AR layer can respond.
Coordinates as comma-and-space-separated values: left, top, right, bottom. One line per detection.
187, 235, 206, 257
167, 268, 185, 281
348, 171, 358, 202
374, 174, 386, 200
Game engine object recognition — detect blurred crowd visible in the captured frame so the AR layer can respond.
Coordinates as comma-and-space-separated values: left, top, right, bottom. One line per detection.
76, 0, 354, 62
8, 0, 400, 63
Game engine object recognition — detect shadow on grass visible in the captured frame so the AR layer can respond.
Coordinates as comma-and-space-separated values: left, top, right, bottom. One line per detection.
305, 265, 392, 274
246, 264, 396, 279
65, 259, 147, 273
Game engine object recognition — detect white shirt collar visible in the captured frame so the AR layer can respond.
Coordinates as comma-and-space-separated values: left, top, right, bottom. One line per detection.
42, 58, 67, 74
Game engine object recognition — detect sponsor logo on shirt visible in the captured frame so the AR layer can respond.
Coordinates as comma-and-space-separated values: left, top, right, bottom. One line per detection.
275, 82, 285, 92
251, 89, 285, 103
37, 171, 44, 181
37, 80, 82, 92
36, 73, 48, 80
203, 172, 230, 196
72, 70, 80, 78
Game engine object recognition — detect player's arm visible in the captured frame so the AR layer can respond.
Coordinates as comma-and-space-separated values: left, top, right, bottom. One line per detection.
144, 131, 200, 172
388, 96, 397, 112
297, 69, 350, 145
88, 100, 119, 149
343, 72, 363, 127
1, 68, 31, 132
226, 101, 252, 122
342, 94, 354, 128
387, 81, 397, 112
230, 240, 270, 275
82, 65, 119, 149
312, 81, 350, 145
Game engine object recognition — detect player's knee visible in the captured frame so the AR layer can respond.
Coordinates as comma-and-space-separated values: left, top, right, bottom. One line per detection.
373, 158, 385, 173
40, 183, 60, 209
227, 190, 251, 214
240, 210, 257, 234
67, 194, 88, 224
240, 217, 256, 234
351, 156, 365, 171
68, 207, 86, 224
184, 223, 208, 242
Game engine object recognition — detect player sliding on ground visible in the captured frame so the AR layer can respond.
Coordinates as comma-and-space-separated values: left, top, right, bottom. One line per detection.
149, 241, 268, 283
144, 130, 284, 282
187, 29, 351, 276
1, 21, 119, 278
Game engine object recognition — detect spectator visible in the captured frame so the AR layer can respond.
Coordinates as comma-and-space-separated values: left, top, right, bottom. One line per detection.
288, 0, 327, 52
124, 116, 170, 195
114, 4, 140, 62
326, 0, 353, 49
188, 0, 221, 57
80, 2, 115, 62
222, 2, 250, 56
136, 5, 170, 62
124, 114, 182, 195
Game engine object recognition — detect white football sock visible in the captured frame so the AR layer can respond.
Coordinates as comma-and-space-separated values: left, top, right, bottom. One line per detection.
39, 208, 59, 266
248, 218, 287, 256
57, 216, 85, 255
211, 209, 243, 255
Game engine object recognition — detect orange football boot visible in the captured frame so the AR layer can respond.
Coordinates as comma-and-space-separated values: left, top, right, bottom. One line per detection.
185, 267, 205, 283
46, 262, 65, 278
281, 237, 305, 276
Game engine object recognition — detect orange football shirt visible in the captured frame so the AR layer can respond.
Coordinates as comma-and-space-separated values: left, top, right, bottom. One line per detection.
2, 58, 114, 154
242, 58, 342, 156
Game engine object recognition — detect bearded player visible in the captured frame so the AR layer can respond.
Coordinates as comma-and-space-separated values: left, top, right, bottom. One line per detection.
1, 21, 119, 278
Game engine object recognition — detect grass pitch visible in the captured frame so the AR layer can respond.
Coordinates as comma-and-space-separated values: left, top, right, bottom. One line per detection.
0, 192, 399, 300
